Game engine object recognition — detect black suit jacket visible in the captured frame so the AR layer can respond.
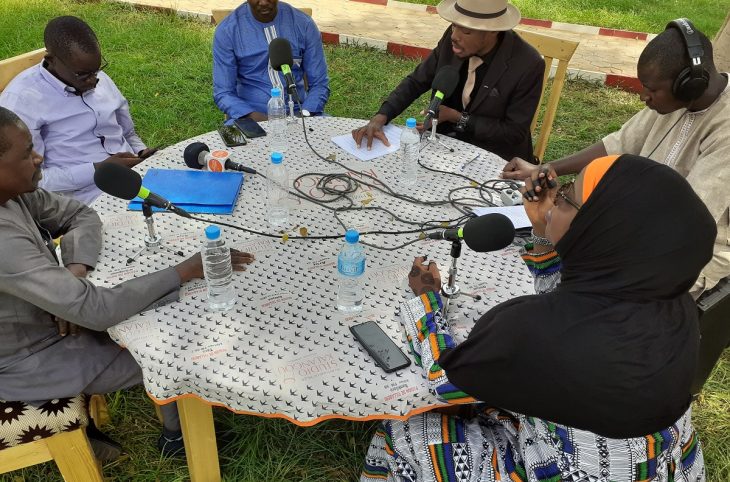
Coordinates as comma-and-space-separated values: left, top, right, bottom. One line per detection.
378, 28, 544, 161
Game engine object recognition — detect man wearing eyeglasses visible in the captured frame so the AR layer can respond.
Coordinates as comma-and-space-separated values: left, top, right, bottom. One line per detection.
0, 16, 156, 205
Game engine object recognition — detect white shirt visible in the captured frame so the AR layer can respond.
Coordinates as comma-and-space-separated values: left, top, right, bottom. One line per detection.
0, 62, 146, 204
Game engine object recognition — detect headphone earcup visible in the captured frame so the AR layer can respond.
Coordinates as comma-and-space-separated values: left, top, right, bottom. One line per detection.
673, 67, 710, 102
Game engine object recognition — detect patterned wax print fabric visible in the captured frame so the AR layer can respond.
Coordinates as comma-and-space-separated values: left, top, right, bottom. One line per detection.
362, 251, 705, 482
362, 406, 703, 482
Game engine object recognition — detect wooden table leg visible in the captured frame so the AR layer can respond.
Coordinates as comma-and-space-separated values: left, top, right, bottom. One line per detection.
178, 397, 221, 482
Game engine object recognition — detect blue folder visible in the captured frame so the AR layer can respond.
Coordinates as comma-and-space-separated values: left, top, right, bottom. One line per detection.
128, 169, 244, 215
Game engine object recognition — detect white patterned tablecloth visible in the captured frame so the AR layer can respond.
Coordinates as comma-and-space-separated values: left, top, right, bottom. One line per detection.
91, 117, 534, 425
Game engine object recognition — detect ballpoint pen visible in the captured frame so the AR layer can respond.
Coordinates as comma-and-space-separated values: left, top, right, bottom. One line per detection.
460, 153, 480, 171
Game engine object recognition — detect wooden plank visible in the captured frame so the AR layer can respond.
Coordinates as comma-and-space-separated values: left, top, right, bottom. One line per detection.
535, 61, 570, 161
178, 397, 220, 482
0, 439, 52, 473
515, 29, 579, 61
46, 429, 104, 482
515, 30, 579, 161
211, 9, 232, 25
89, 394, 111, 427
0, 48, 45, 92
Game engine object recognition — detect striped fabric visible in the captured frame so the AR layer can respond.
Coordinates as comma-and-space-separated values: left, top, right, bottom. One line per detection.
521, 248, 562, 294
522, 249, 561, 276
363, 376, 705, 482
361, 250, 705, 482
262, 25, 285, 94
400, 291, 476, 405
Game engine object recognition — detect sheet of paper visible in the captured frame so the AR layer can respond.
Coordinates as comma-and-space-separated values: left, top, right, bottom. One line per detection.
331, 124, 402, 161
472, 205, 531, 229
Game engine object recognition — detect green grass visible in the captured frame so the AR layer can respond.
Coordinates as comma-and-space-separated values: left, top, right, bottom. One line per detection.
0, 1, 728, 481
397, 0, 729, 36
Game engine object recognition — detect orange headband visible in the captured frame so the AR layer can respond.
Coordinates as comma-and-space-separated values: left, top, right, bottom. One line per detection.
582, 155, 620, 203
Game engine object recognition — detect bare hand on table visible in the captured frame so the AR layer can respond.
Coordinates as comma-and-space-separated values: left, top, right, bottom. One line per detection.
174, 249, 255, 283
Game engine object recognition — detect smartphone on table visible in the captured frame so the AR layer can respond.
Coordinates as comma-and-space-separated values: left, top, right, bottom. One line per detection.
350, 321, 411, 373
234, 117, 267, 138
218, 124, 247, 147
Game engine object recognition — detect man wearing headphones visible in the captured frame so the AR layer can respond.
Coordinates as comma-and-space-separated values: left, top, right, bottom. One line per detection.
503, 19, 729, 299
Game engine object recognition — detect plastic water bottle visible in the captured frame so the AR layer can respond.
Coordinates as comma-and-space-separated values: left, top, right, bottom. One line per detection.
399, 117, 420, 186
267, 87, 288, 153
336, 229, 366, 312
201, 225, 235, 312
266, 152, 289, 227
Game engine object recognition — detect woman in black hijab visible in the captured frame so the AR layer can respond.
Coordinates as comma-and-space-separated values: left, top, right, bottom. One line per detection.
362, 155, 715, 482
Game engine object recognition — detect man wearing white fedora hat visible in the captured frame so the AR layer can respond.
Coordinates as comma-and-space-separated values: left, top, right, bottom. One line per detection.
352, 0, 543, 161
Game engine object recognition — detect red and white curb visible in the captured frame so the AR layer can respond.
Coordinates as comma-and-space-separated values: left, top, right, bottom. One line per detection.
122, 2, 644, 93
378, 0, 656, 42
320, 31, 643, 93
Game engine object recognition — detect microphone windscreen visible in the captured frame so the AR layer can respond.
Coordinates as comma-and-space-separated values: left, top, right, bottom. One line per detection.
93, 163, 142, 200
183, 142, 209, 169
431, 65, 460, 97
462, 214, 515, 252
269, 37, 294, 71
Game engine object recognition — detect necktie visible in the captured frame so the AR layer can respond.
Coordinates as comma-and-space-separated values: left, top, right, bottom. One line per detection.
462, 56, 484, 109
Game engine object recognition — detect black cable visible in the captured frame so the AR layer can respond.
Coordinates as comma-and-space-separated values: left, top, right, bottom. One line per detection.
296, 112, 515, 217
81, 95, 114, 155
646, 112, 686, 159
225, 103, 509, 249
296, 106, 476, 208
187, 214, 456, 244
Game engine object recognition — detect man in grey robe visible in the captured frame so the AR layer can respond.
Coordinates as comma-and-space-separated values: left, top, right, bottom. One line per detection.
0, 106, 254, 456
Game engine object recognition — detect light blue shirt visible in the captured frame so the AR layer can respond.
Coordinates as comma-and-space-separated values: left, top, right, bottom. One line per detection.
213, 2, 330, 119
0, 63, 146, 205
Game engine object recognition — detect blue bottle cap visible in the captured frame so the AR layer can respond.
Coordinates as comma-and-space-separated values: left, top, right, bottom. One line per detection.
271, 87, 281, 97
271, 152, 283, 164
406, 117, 417, 128
345, 229, 359, 244
205, 225, 221, 240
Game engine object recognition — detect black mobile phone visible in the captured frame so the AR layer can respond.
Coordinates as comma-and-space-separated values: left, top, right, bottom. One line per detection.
350, 321, 411, 373
218, 124, 247, 147
234, 117, 267, 138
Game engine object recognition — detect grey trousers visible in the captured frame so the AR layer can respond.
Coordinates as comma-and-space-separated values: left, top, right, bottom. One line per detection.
83, 348, 180, 431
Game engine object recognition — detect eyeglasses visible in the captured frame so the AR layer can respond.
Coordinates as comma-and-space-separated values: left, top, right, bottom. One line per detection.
555, 179, 582, 211
56, 55, 109, 82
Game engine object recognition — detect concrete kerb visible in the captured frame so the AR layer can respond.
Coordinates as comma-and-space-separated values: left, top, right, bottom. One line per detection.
115, 0, 643, 93
324, 32, 611, 87
378, 0, 655, 42
177, 9, 212, 23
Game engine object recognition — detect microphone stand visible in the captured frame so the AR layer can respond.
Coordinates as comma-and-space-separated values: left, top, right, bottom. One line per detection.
423, 118, 455, 153
440, 239, 482, 321
126, 201, 185, 265
287, 91, 297, 124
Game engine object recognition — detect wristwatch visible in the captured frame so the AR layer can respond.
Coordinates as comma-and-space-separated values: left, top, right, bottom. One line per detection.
455, 111, 470, 133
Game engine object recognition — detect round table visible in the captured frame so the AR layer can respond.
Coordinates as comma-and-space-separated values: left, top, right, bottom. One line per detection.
90, 117, 534, 480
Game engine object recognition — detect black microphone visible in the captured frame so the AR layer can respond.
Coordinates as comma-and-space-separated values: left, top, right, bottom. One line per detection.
268, 37, 301, 104
427, 214, 515, 252
94, 163, 191, 218
424, 66, 460, 128
183, 142, 257, 174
